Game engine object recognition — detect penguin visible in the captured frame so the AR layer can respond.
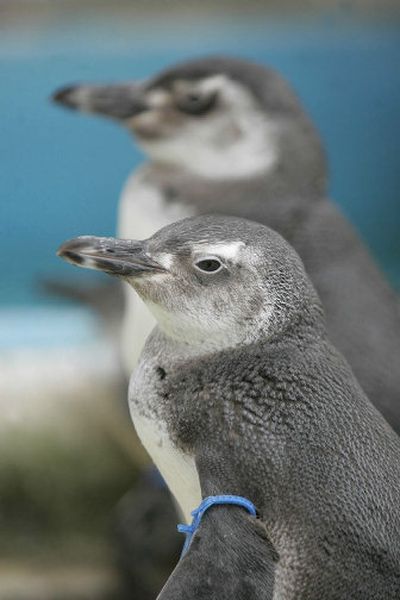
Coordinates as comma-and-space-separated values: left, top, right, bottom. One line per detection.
52, 55, 400, 433
58, 215, 400, 600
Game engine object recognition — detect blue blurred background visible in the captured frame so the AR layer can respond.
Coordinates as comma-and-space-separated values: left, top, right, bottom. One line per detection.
1, 2, 399, 598
2, 6, 400, 314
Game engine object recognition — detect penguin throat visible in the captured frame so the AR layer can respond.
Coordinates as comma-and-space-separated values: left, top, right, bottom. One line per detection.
144, 299, 275, 356
140, 115, 279, 181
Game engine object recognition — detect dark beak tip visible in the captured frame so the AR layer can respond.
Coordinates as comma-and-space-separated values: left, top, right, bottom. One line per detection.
56, 236, 90, 259
56, 245, 70, 259
56, 248, 78, 267
51, 85, 78, 108
55, 236, 163, 276
56, 241, 68, 257
56, 244, 75, 263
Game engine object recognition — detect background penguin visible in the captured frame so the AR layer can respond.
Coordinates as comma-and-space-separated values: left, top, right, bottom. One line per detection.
58, 215, 400, 599
52, 56, 400, 433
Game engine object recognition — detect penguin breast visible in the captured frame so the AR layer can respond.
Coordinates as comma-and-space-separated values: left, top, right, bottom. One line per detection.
131, 409, 202, 522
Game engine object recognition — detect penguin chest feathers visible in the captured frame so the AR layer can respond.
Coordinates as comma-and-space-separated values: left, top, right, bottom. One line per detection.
128, 358, 202, 522
117, 165, 194, 241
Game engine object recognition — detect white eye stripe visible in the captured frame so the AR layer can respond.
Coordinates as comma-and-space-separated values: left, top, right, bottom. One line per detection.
193, 241, 245, 260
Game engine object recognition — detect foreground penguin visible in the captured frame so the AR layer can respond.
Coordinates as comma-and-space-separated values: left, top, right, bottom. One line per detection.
52, 56, 400, 432
58, 215, 400, 599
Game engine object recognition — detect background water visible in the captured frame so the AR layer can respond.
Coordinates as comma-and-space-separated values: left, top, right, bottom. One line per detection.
1, 8, 400, 344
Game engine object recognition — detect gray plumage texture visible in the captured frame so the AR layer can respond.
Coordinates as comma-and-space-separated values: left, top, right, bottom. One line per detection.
58, 215, 400, 599
132, 216, 400, 599
159, 507, 277, 600
146, 165, 400, 429
52, 55, 400, 432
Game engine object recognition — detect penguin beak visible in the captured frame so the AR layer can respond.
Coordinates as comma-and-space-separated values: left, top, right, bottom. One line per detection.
51, 82, 148, 120
57, 236, 166, 277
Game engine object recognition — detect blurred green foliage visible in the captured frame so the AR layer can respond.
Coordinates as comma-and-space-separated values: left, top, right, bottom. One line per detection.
0, 426, 137, 562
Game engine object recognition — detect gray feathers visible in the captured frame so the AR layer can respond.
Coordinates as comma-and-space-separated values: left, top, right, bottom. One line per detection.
149, 55, 310, 116
130, 216, 400, 599
140, 158, 400, 431
159, 507, 277, 600
54, 55, 400, 598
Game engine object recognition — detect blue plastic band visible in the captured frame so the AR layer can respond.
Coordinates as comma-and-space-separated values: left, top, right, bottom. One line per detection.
177, 494, 257, 558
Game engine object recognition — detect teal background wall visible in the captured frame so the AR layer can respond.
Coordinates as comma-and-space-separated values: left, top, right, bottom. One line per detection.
1, 11, 400, 311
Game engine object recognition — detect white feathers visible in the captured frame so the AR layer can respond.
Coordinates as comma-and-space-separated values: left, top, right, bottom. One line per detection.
118, 166, 192, 240
145, 292, 276, 356
119, 289, 158, 375
117, 166, 193, 374
118, 171, 202, 518
192, 241, 245, 261
138, 75, 279, 180
114, 76, 280, 519
130, 410, 201, 522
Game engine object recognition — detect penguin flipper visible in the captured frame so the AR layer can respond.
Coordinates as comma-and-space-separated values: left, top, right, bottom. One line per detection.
157, 506, 277, 600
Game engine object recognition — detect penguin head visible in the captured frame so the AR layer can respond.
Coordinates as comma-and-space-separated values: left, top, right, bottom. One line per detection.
58, 215, 322, 352
52, 55, 326, 187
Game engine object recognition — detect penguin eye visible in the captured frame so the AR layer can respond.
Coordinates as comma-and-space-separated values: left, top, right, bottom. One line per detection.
194, 257, 223, 273
176, 91, 217, 116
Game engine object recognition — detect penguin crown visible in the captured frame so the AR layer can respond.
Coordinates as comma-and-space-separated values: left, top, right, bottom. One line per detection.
58, 215, 324, 353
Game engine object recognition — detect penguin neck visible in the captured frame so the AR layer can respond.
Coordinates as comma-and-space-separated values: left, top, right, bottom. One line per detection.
143, 112, 279, 181
145, 116, 327, 195
144, 300, 273, 357
270, 301, 326, 349
145, 297, 325, 362
146, 153, 326, 211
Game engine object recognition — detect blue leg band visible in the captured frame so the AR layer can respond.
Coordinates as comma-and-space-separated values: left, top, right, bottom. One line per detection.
177, 494, 257, 558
